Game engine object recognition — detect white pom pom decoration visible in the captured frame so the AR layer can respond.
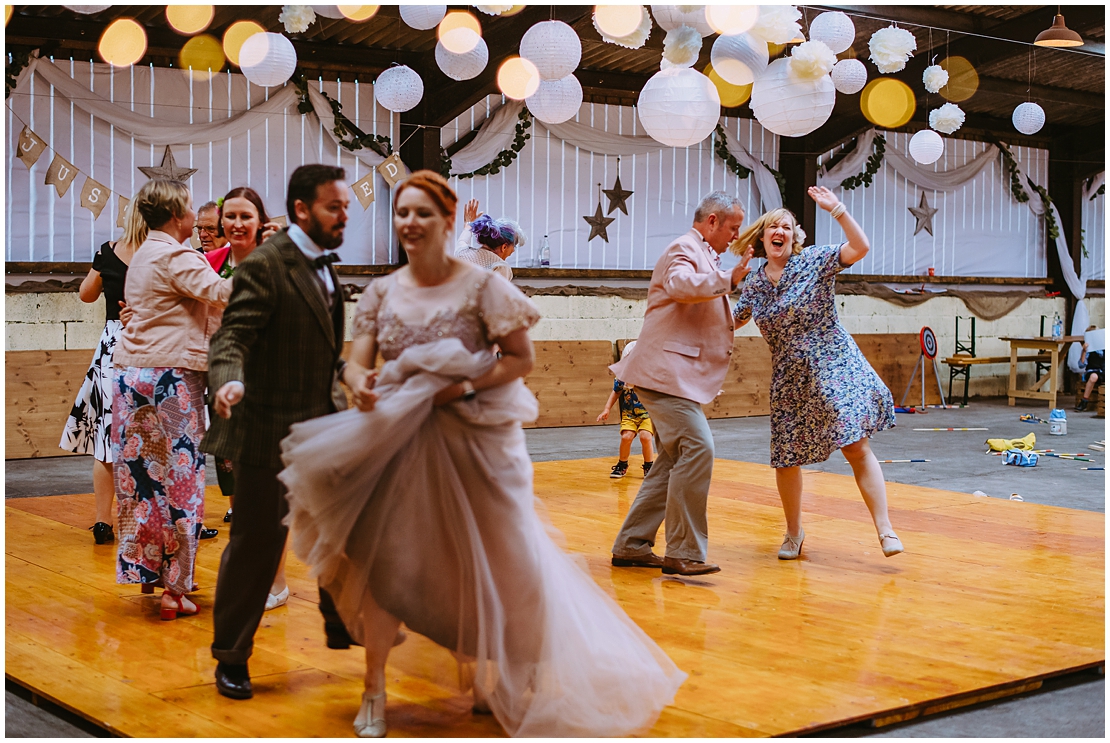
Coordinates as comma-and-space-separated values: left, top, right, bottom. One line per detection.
637, 67, 721, 148
808, 11, 855, 54
435, 37, 488, 81
1012, 102, 1046, 135
662, 25, 702, 68
520, 20, 582, 80
650, 5, 714, 36
751, 57, 835, 137
239, 33, 298, 88
400, 5, 446, 30
868, 25, 916, 73
788, 40, 836, 81
923, 64, 949, 94
711, 32, 768, 86
526, 74, 583, 124
909, 129, 944, 165
594, 5, 652, 48
279, 5, 316, 34
831, 58, 867, 94
750, 5, 801, 45
929, 102, 965, 134
375, 65, 424, 113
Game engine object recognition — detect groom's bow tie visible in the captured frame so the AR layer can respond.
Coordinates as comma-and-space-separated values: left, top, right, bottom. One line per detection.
312, 252, 341, 269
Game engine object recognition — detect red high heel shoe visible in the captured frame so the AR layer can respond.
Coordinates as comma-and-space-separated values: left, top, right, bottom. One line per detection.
160, 591, 200, 620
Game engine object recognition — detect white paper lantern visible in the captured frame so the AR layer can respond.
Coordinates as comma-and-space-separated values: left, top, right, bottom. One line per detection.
909, 129, 944, 165
526, 74, 583, 124
830, 58, 867, 94
750, 58, 835, 138
711, 32, 768, 86
706, 5, 759, 36
637, 67, 721, 148
594, 5, 644, 39
400, 5, 446, 30
435, 37, 488, 81
239, 33, 298, 88
808, 11, 855, 55
375, 65, 424, 113
64, 5, 111, 13
650, 5, 714, 36
1012, 101, 1046, 135
520, 20, 581, 80
311, 5, 345, 19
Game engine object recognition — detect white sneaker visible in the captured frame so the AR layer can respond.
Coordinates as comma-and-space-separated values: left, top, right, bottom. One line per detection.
354, 691, 387, 738
264, 586, 289, 611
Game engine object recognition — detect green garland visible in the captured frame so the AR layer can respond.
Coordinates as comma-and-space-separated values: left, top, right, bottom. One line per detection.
6, 48, 33, 99
446, 106, 532, 180
839, 134, 886, 190
292, 72, 392, 158
712, 124, 786, 202
1092, 183, 1105, 201
996, 141, 1030, 204
1027, 179, 1060, 242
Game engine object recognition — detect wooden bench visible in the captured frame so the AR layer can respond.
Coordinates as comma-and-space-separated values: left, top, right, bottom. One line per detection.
943, 354, 1051, 405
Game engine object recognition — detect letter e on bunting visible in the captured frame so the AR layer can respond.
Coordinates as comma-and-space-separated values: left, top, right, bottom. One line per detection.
351, 171, 376, 210
80, 177, 110, 220
116, 195, 131, 228
44, 153, 79, 198
376, 153, 407, 188
17, 126, 47, 169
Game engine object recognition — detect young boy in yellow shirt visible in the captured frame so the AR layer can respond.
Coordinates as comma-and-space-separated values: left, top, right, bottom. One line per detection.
596, 341, 655, 478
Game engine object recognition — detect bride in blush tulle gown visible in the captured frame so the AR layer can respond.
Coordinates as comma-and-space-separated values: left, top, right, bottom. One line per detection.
278, 171, 686, 738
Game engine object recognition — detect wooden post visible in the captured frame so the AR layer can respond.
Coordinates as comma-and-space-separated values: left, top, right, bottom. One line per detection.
778, 136, 818, 238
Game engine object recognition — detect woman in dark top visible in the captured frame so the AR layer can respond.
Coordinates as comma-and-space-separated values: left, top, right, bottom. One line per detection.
60, 205, 147, 544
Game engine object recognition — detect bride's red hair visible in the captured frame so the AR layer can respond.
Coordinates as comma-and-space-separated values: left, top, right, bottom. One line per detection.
392, 170, 458, 220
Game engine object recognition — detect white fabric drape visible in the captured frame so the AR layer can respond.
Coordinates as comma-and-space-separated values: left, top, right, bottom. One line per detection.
1083, 172, 1105, 201
719, 125, 782, 211
448, 100, 526, 173
817, 129, 879, 188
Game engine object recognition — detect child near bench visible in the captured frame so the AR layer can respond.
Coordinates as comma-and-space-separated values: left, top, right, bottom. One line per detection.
597, 341, 656, 479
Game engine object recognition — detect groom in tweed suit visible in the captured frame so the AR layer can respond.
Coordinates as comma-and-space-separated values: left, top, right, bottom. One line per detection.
204, 164, 353, 700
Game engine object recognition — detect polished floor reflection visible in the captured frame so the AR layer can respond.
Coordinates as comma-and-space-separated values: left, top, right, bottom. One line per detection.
5, 458, 1104, 736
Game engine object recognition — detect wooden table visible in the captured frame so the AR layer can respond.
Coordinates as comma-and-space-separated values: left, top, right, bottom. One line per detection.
1001, 336, 1082, 409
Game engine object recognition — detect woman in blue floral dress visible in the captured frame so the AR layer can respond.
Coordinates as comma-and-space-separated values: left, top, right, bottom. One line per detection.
732, 186, 903, 561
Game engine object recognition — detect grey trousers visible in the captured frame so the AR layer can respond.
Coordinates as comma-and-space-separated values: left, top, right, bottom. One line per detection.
611, 386, 714, 562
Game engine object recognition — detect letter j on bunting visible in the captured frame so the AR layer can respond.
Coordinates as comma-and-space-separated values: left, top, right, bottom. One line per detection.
17, 126, 47, 169
44, 153, 79, 198
351, 171, 376, 210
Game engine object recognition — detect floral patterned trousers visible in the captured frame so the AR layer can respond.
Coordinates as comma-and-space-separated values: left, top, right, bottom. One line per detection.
112, 366, 207, 595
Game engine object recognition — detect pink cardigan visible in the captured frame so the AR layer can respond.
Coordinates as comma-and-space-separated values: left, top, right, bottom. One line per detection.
610, 229, 736, 404
114, 230, 232, 372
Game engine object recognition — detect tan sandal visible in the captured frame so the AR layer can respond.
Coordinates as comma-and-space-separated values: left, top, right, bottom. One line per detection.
778, 530, 805, 560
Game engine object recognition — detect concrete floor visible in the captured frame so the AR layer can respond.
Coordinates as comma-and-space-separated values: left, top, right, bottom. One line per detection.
5, 397, 1105, 737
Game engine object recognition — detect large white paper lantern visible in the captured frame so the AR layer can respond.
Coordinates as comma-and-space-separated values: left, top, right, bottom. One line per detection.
526, 74, 583, 124
750, 58, 835, 138
594, 5, 644, 38
650, 5, 714, 36
706, 5, 759, 36
711, 32, 768, 86
400, 4, 446, 30
1012, 101, 1046, 135
808, 11, 855, 55
435, 37, 488, 81
637, 67, 721, 148
520, 20, 581, 80
375, 65, 424, 112
64, 5, 111, 13
239, 32, 297, 88
830, 58, 867, 94
909, 129, 944, 165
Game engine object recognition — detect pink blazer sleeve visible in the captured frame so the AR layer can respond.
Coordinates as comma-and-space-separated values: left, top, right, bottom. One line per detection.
662, 242, 733, 302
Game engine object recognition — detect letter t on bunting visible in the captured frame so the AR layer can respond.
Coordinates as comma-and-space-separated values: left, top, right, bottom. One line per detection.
116, 195, 131, 228
44, 153, 79, 198
17, 126, 47, 169
376, 153, 407, 188
80, 177, 110, 220
351, 171, 376, 210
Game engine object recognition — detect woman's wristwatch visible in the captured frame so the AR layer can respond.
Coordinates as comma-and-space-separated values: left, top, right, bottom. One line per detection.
460, 379, 477, 400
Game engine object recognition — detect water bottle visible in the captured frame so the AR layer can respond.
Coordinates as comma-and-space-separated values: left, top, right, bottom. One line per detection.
1052, 313, 1063, 340
540, 235, 550, 267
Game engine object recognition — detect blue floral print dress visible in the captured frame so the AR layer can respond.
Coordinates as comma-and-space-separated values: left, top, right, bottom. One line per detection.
734, 244, 894, 468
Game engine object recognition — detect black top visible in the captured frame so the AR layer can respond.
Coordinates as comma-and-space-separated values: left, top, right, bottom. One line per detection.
92, 241, 128, 322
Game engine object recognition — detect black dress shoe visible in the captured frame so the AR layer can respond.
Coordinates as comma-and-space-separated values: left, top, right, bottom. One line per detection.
325, 623, 361, 649
198, 526, 219, 540
215, 663, 252, 699
91, 522, 114, 545
223, 509, 233, 523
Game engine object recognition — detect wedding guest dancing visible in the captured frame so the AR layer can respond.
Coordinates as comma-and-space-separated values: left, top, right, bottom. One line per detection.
731, 187, 903, 560
279, 171, 685, 738
204, 165, 357, 701
610, 192, 751, 576
59, 203, 146, 544
455, 198, 525, 280
111, 179, 232, 618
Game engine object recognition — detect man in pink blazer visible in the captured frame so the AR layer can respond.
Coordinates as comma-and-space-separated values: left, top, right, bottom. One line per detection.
610, 192, 752, 576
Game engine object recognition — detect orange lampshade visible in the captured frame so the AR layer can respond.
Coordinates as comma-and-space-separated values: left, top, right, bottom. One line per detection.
1034, 13, 1083, 47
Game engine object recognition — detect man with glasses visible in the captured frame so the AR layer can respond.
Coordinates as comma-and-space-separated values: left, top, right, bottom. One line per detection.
195, 201, 227, 253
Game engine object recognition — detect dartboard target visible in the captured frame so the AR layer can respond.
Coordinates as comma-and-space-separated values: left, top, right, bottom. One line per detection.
920, 326, 938, 359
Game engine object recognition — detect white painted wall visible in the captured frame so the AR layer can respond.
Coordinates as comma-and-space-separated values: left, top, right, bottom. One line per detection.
1082, 181, 1105, 281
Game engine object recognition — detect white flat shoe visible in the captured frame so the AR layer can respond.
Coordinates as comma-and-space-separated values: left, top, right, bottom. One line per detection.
354, 691, 387, 738
879, 533, 904, 557
778, 530, 805, 560
264, 586, 289, 611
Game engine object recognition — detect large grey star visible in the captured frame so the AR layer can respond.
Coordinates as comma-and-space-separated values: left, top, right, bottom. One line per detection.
583, 202, 615, 242
908, 192, 938, 236
139, 146, 198, 182
602, 174, 634, 215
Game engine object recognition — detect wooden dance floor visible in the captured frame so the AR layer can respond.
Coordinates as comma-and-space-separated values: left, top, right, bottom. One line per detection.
6, 458, 1104, 736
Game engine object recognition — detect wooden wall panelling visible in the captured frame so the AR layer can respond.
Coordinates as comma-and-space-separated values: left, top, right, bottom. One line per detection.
704, 336, 773, 419
6, 350, 90, 459
524, 341, 616, 428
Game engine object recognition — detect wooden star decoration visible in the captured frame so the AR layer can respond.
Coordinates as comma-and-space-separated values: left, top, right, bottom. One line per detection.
583, 202, 615, 242
139, 146, 198, 182
602, 174, 634, 215
908, 192, 938, 236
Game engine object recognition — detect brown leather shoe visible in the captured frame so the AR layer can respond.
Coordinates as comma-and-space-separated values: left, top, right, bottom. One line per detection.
662, 557, 721, 576
611, 551, 665, 568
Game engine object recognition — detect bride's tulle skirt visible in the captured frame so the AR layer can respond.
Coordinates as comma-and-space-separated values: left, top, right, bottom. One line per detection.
279, 339, 686, 736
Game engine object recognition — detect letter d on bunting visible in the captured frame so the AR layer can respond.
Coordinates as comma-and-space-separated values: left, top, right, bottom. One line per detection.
17, 126, 47, 169
376, 153, 406, 188
350, 171, 376, 210
44, 153, 79, 198
80, 177, 110, 220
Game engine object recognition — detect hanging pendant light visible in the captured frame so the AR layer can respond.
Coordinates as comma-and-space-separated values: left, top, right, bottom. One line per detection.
1034, 9, 1083, 48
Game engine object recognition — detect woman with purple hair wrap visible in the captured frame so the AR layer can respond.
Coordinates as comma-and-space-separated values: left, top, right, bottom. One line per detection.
454, 198, 526, 280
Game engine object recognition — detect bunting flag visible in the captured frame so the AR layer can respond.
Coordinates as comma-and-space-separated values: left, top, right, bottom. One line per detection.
16, 126, 47, 168
376, 153, 406, 188
116, 195, 131, 228
79, 176, 110, 220
351, 171, 376, 210
44, 153, 79, 198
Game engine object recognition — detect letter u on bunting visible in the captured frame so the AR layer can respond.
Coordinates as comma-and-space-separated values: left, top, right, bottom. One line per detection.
44, 153, 79, 197
80, 177, 110, 220
17, 126, 47, 168
351, 171, 376, 209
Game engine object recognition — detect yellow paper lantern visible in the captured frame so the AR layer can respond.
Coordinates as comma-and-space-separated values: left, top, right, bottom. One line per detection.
497, 56, 540, 100
179, 34, 225, 80
438, 10, 482, 54
705, 63, 752, 108
99, 19, 148, 67
5, 6, 13, 25
223, 20, 264, 67
338, 5, 379, 22
939, 56, 979, 103
860, 77, 915, 128
166, 5, 214, 35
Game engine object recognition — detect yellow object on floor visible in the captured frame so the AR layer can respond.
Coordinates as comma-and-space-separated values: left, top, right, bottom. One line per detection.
986, 432, 1036, 452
